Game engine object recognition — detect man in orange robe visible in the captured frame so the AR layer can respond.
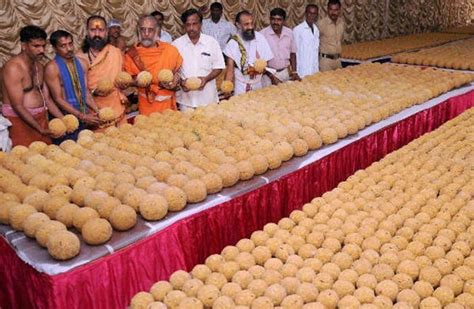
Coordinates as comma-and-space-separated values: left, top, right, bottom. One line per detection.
123, 15, 182, 116
77, 16, 127, 126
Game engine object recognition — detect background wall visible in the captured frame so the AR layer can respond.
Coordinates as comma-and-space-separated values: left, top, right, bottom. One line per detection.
0, 0, 472, 66
471, 0, 474, 19
387, 0, 472, 36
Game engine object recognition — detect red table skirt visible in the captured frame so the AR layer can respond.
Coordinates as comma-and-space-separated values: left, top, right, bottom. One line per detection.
1, 90, 473, 309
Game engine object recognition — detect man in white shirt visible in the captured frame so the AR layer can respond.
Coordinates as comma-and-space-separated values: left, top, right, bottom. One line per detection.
260, 8, 300, 87
202, 2, 237, 52
223, 10, 274, 95
173, 9, 225, 111
293, 4, 320, 77
151, 11, 173, 43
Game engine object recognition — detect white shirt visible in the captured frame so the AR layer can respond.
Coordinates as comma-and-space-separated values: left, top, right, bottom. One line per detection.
202, 18, 237, 51
159, 30, 173, 43
223, 32, 274, 95
173, 33, 225, 108
293, 21, 320, 77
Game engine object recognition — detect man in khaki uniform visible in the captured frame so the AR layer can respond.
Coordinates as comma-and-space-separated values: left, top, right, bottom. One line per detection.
317, 0, 344, 71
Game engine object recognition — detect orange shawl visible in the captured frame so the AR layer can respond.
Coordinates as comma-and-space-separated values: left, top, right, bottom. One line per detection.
124, 42, 182, 116
78, 44, 126, 125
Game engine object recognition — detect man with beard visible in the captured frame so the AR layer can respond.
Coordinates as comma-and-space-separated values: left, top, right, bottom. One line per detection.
293, 4, 320, 77
151, 11, 173, 43
260, 7, 299, 87
223, 10, 273, 95
1, 25, 64, 146
123, 15, 182, 115
318, 0, 345, 71
173, 9, 225, 111
107, 19, 127, 52
44, 30, 100, 141
202, 2, 236, 52
77, 15, 128, 126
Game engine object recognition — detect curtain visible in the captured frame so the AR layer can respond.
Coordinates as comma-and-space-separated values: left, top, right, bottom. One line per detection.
0, 0, 472, 66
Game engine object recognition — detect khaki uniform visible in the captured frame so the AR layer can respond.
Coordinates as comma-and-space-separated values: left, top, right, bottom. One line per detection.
317, 16, 345, 71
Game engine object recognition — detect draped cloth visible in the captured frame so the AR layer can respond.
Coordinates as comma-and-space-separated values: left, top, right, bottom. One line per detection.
78, 44, 126, 125
0, 88, 472, 309
54, 55, 88, 114
230, 35, 248, 74
123, 42, 182, 116
51, 56, 88, 142
2, 105, 51, 147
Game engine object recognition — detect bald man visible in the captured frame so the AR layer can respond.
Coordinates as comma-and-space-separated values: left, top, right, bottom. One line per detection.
123, 15, 182, 115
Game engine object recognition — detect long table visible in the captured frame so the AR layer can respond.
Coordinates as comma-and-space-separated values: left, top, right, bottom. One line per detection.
341, 36, 473, 67
1, 83, 473, 309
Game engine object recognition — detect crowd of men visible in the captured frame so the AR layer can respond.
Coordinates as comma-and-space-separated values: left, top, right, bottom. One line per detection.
0, 0, 344, 147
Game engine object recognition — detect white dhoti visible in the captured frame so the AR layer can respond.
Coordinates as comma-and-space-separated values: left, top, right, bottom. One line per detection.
0, 114, 12, 152
234, 70, 264, 95
261, 68, 290, 88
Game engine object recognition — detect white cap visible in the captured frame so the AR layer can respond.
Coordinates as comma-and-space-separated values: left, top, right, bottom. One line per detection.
107, 19, 121, 28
